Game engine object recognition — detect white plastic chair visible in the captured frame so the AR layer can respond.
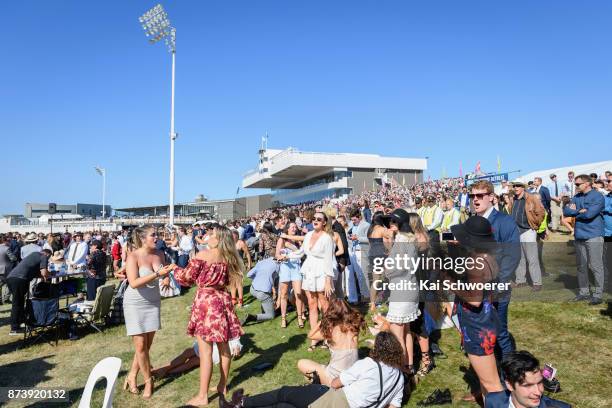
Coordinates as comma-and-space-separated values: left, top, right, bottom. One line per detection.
78, 357, 122, 408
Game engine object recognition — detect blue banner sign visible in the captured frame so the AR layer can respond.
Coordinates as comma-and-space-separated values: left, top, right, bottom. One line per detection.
466, 173, 509, 186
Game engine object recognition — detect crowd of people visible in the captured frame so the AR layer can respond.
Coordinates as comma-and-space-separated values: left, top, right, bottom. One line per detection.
0, 168, 610, 407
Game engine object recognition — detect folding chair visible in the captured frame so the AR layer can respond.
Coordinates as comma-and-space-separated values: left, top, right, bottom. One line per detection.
24, 296, 61, 347
71, 283, 115, 333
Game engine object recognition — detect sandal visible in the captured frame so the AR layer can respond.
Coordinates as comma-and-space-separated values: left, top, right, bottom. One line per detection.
281, 315, 287, 328
142, 376, 154, 399
231, 297, 237, 306
297, 315, 305, 329
417, 353, 435, 377
123, 377, 139, 395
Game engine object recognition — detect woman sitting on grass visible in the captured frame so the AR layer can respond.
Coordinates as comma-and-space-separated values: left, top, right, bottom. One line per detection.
297, 298, 365, 385
220, 331, 405, 408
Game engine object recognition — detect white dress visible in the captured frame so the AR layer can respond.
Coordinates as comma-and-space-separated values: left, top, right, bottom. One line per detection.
385, 233, 420, 324
300, 231, 335, 292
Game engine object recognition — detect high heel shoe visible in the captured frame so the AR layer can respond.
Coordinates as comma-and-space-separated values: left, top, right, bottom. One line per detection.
123, 377, 139, 395
297, 315, 305, 329
142, 376, 154, 399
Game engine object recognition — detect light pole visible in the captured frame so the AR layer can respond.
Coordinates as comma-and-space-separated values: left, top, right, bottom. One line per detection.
94, 166, 106, 219
139, 4, 177, 227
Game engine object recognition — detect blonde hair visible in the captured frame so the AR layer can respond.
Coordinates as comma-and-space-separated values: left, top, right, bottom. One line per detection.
214, 226, 245, 290
130, 225, 154, 250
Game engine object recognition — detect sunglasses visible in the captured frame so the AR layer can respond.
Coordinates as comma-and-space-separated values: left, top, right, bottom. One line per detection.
574, 182, 584, 187
469, 193, 490, 199
313, 217, 326, 222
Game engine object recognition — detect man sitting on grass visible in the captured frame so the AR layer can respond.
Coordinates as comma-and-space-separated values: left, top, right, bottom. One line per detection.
486, 350, 570, 408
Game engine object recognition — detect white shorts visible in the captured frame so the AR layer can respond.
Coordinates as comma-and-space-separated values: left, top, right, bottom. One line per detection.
302, 274, 327, 293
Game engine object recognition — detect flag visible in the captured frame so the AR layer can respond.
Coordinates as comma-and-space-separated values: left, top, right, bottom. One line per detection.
459, 162, 463, 178
497, 155, 501, 173
236, 186, 240, 195
475, 161, 482, 175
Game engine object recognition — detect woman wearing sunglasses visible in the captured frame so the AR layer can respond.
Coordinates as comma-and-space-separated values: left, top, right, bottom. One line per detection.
283, 211, 336, 349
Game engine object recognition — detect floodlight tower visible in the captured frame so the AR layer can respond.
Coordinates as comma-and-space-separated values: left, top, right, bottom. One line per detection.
94, 166, 106, 219
139, 4, 177, 226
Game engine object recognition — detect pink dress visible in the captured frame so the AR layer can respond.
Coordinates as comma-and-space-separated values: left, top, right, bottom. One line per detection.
174, 259, 243, 342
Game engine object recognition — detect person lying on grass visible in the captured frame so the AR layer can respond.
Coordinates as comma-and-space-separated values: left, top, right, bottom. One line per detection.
152, 338, 242, 379
296, 298, 365, 386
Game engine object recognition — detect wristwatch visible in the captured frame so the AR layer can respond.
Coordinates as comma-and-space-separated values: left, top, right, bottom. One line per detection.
155, 271, 161, 278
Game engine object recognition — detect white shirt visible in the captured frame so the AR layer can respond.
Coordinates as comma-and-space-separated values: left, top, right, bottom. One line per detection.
174, 234, 194, 256
339, 357, 404, 408
21, 244, 42, 260
66, 241, 88, 266
482, 206, 494, 220
301, 231, 334, 279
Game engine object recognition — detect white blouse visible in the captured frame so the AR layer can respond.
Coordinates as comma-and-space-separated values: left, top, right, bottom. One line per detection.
300, 231, 334, 279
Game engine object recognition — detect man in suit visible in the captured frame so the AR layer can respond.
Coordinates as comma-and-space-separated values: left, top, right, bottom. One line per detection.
0, 234, 17, 304
548, 174, 563, 231
486, 351, 571, 408
470, 181, 521, 358
533, 177, 551, 228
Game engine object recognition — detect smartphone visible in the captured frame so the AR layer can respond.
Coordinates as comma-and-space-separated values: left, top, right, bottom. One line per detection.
442, 232, 455, 241
542, 363, 557, 381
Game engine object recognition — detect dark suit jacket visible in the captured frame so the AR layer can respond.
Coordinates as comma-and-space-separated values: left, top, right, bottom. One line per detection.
488, 208, 521, 283
539, 186, 551, 211
486, 390, 571, 408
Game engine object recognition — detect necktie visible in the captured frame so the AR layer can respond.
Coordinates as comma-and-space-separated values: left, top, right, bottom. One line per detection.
555, 181, 558, 197
71, 243, 78, 261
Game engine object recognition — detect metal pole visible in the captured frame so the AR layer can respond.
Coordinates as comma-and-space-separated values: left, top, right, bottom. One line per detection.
169, 50, 176, 227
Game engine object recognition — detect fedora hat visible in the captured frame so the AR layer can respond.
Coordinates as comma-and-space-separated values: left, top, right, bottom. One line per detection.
510, 179, 526, 187
451, 216, 496, 250
24, 233, 38, 243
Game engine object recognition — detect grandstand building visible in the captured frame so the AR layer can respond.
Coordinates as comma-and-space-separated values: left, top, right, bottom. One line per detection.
242, 147, 427, 205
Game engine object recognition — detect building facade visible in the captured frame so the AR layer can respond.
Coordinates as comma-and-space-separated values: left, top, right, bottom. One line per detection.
25, 203, 112, 218
242, 148, 427, 205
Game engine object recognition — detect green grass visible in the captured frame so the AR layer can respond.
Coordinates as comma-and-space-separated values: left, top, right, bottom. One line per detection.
1, 240, 611, 407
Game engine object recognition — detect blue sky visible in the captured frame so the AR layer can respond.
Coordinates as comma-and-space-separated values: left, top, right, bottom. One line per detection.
2, 1, 611, 214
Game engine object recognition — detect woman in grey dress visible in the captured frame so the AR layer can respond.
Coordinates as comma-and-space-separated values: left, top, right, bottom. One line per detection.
123, 226, 175, 399
384, 208, 420, 373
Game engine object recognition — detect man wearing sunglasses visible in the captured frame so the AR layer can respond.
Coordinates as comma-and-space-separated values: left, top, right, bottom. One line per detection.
563, 174, 605, 305
470, 181, 521, 361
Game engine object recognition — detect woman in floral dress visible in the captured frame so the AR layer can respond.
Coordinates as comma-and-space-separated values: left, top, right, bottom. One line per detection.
174, 225, 244, 407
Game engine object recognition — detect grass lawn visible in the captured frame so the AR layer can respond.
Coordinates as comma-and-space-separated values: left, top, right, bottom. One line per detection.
0, 238, 610, 407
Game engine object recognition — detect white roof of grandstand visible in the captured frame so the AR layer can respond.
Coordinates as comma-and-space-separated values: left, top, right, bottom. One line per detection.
244, 147, 427, 189
516, 160, 612, 183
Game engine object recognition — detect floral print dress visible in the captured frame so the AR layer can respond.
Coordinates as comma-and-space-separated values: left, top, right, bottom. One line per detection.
174, 259, 243, 342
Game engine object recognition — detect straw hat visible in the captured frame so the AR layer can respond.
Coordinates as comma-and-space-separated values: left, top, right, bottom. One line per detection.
24, 233, 38, 243
51, 250, 65, 263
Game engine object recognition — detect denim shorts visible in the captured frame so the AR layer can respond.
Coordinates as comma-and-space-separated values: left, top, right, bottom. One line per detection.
279, 260, 302, 282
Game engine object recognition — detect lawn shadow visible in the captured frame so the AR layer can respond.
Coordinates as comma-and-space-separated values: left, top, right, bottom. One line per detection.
459, 364, 480, 397
0, 355, 55, 388
227, 333, 307, 390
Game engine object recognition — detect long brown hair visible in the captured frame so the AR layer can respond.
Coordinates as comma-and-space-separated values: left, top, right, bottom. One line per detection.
320, 298, 365, 345
214, 226, 245, 290
370, 331, 404, 369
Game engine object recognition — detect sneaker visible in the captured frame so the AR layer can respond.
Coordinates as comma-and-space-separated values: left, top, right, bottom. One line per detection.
569, 294, 591, 302
589, 297, 603, 306
239, 314, 255, 326
9, 329, 24, 336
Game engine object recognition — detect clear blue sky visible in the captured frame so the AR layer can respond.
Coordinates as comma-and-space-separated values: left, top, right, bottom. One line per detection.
2, 1, 611, 214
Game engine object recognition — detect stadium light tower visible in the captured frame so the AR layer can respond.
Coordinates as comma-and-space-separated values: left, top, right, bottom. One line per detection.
94, 166, 106, 219
139, 4, 177, 226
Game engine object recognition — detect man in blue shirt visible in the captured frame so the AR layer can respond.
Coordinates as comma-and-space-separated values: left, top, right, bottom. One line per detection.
563, 174, 605, 305
603, 178, 612, 293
